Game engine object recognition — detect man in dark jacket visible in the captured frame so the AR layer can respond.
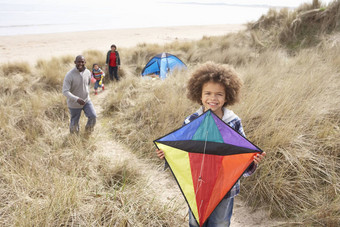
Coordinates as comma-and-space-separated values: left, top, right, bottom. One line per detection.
105, 44, 121, 81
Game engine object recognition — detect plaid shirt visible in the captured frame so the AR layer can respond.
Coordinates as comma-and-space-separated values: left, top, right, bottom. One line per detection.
182, 107, 257, 198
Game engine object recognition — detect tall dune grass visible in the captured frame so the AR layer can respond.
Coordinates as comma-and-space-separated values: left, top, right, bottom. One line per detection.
1, 1, 339, 226
102, 69, 195, 159
0, 54, 184, 226
103, 2, 340, 225
235, 44, 340, 225
105, 47, 339, 225
249, 0, 340, 50
35, 56, 73, 91
1, 61, 31, 75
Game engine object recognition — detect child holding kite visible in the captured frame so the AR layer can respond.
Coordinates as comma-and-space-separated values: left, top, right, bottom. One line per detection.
155, 61, 266, 227
91, 63, 105, 95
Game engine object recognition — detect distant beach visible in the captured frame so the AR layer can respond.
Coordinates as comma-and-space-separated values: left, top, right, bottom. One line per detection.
1, 0, 331, 64
0, 24, 246, 64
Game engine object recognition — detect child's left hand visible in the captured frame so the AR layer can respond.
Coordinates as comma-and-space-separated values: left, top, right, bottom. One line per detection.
253, 152, 266, 165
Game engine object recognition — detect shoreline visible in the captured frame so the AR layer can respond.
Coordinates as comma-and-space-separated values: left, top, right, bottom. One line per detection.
0, 24, 246, 65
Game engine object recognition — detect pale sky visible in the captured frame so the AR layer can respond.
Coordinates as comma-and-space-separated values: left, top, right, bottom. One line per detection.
0, 0, 336, 35
1, 0, 335, 7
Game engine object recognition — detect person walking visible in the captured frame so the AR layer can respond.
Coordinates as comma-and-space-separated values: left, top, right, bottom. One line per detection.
105, 44, 121, 81
62, 55, 97, 134
91, 63, 105, 95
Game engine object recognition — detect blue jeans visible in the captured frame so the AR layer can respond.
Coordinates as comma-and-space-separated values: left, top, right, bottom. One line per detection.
189, 197, 234, 227
94, 80, 102, 90
68, 100, 97, 134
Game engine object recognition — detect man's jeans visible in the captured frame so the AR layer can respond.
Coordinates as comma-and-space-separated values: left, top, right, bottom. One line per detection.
189, 197, 234, 227
69, 100, 97, 134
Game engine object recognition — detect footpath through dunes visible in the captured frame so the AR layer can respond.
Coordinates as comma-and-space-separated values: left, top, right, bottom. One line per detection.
91, 86, 186, 204
89, 83, 282, 227
87, 84, 188, 225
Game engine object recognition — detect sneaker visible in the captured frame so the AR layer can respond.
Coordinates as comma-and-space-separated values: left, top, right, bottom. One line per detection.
95, 91, 98, 95
102, 85, 105, 91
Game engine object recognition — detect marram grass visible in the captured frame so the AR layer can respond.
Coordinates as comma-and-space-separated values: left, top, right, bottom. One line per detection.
1, 1, 340, 226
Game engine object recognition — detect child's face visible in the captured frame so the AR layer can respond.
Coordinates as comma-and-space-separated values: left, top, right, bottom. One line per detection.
94, 65, 99, 70
201, 81, 226, 115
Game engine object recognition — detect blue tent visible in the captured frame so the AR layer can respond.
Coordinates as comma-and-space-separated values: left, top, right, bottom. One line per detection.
141, 53, 187, 79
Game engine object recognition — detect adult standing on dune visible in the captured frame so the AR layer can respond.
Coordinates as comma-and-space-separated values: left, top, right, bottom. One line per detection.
62, 55, 97, 134
105, 44, 121, 81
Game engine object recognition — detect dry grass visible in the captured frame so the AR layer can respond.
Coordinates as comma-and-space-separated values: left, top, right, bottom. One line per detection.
1, 1, 340, 226
0, 61, 31, 75
106, 50, 339, 225
234, 44, 340, 225
102, 2, 340, 225
102, 69, 194, 160
35, 56, 73, 91
248, 0, 340, 50
0, 51, 184, 226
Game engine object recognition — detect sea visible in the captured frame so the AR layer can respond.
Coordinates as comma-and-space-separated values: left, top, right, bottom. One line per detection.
0, 0, 333, 36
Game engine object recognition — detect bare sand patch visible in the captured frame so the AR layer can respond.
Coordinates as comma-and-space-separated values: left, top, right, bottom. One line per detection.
0, 24, 245, 64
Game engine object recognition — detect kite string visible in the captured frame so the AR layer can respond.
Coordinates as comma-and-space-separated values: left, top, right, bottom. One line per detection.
196, 130, 208, 218
198, 130, 208, 182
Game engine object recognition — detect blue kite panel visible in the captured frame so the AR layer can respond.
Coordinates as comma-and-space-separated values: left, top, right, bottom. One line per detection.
157, 113, 206, 142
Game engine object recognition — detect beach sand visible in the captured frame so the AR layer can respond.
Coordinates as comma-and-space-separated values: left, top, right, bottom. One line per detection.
0, 24, 245, 64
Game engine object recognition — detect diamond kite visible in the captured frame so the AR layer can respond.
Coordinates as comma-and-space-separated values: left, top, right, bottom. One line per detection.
154, 109, 263, 227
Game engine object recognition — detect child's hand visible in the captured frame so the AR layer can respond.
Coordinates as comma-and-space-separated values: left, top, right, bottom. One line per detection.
254, 152, 266, 165
156, 149, 165, 159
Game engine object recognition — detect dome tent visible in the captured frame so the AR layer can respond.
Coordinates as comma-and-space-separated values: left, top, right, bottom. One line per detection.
141, 52, 187, 79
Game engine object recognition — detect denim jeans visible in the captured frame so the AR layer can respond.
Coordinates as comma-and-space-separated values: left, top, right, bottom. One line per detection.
68, 100, 97, 134
189, 197, 234, 227
94, 80, 102, 90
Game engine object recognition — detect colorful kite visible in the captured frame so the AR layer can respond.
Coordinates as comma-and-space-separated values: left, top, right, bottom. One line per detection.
154, 110, 263, 227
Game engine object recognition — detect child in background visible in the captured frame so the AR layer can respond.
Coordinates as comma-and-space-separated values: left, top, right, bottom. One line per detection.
156, 61, 266, 227
92, 63, 105, 95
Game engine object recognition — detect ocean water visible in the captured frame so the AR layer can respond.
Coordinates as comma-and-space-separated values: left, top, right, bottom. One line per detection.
0, 0, 333, 36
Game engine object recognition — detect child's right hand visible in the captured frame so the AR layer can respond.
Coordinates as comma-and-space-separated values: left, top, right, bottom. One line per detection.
156, 149, 165, 159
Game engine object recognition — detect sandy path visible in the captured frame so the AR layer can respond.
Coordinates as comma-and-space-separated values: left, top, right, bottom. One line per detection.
89, 85, 282, 227
0, 24, 245, 65
90, 86, 188, 221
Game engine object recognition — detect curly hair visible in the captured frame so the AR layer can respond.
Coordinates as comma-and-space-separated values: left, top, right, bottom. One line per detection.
187, 61, 243, 107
